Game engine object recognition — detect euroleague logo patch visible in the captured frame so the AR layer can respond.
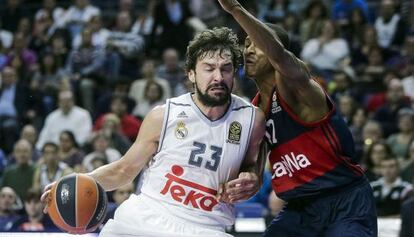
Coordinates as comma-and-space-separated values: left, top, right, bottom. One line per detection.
175, 121, 188, 139
227, 121, 241, 144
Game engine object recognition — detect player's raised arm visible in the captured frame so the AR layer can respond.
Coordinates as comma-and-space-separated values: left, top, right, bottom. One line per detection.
218, 0, 328, 120
218, 0, 309, 82
88, 105, 164, 191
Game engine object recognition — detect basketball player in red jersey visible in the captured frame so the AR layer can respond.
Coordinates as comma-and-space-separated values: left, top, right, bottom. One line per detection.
218, 0, 378, 236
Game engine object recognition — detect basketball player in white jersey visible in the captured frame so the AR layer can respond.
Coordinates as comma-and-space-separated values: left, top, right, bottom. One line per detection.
41, 27, 265, 237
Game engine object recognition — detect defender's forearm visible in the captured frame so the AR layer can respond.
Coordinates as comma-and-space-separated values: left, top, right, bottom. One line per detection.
230, 5, 285, 63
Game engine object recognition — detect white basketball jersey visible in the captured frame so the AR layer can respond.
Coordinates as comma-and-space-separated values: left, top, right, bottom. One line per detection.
140, 93, 256, 228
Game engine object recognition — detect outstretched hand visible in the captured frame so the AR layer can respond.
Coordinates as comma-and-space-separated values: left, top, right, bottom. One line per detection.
217, 172, 260, 204
40, 182, 56, 214
217, 0, 241, 14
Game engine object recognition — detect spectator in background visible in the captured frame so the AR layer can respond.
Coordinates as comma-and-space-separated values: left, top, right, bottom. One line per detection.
10, 189, 57, 232
337, 94, 356, 125
20, 124, 41, 163
58, 130, 85, 172
357, 47, 386, 93
35, 0, 65, 24
373, 79, 411, 137
0, 0, 29, 33
132, 81, 165, 119
400, 37, 414, 101
401, 140, 414, 184
82, 131, 121, 172
57, 0, 100, 40
329, 70, 356, 103
94, 78, 135, 120
131, 0, 156, 42
32, 142, 72, 193
349, 108, 368, 161
49, 33, 70, 73
0, 187, 21, 231
0, 41, 8, 71
0, 20, 13, 50
364, 70, 400, 114
150, 0, 194, 56
106, 11, 145, 79
301, 20, 350, 81
361, 119, 384, 162
400, 196, 414, 237
129, 59, 171, 109
98, 113, 131, 154
189, 0, 222, 28
7, 32, 38, 81
375, 0, 407, 50
258, 0, 299, 24
36, 90, 92, 150
343, 8, 367, 51
1, 139, 35, 202
371, 156, 413, 216
65, 27, 106, 113
386, 108, 414, 161
0, 66, 38, 154
29, 11, 54, 55
16, 17, 32, 39
299, 0, 328, 44
363, 141, 393, 181
72, 15, 110, 51
156, 48, 187, 96
332, 0, 369, 28
94, 94, 141, 141
31, 50, 66, 113
351, 25, 383, 67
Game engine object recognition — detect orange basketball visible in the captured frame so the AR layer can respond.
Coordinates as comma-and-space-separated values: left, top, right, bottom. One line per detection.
47, 173, 108, 234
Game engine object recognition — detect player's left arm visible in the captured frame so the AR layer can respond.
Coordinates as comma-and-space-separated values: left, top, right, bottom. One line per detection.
218, 107, 266, 203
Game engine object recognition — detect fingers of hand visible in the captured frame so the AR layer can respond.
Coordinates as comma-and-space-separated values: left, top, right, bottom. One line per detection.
43, 182, 55, 192
41, 190, 51, 214
226, 177, 257, 191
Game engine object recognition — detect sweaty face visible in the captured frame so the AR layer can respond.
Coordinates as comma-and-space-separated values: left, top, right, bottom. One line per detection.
190, 50, 234, 107
243, 37, 273, 79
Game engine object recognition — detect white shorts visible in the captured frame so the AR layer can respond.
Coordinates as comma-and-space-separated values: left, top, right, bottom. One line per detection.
99, 194, 233, 237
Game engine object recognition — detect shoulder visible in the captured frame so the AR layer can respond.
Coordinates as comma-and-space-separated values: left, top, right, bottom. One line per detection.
254, 107, 266, 124
73, 106, 91, 116
144, 104, 166, 124
231, 94, 254, 108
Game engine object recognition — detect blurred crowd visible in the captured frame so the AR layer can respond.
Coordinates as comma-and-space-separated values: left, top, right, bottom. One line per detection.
1, 0, 414, 235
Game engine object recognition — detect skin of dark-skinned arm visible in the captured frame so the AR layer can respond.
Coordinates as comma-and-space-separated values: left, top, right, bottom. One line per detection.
218, 0, 329, 121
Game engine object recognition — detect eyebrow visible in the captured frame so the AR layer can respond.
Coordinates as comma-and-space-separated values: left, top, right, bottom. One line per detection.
201, 62, 233, 68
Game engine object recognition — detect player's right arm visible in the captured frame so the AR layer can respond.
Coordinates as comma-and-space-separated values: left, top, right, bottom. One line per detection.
41, 106, 165, 207
87, 105, 164, 191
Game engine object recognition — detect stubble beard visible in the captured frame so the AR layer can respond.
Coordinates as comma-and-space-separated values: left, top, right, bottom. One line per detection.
195, 82, 232, 107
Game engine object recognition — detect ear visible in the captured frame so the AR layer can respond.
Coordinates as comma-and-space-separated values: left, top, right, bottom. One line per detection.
188, 70, 195, 83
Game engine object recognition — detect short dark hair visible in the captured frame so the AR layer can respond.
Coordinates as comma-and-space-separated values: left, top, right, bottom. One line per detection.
264, 23, 290, 50
60, 130, 79, 148
111, 94, 129, 105
25, 188, 41, 203
42, 142, 59, 152
185, 27, 242, 73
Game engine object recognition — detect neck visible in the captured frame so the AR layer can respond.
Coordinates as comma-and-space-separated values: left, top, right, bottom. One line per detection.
255, 71, 277, 111
192, 94, 230, 121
